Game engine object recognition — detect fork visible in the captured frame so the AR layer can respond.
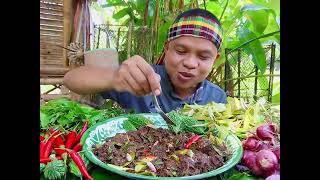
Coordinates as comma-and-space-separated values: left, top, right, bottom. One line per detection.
152, 94, 174, 125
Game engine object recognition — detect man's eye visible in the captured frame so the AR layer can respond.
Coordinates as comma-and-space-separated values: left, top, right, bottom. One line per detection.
199, 56, 210, 60
176, 49, 186, 54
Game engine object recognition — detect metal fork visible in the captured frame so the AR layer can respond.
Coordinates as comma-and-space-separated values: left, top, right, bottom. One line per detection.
152, 94, 174, 125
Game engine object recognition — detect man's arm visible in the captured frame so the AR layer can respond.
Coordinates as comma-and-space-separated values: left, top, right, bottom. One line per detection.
63, 55, 162, 96
63, 65, 117, 95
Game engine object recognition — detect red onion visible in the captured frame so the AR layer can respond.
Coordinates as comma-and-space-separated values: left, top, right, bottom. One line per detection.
242, 150, 264, 176
146, 161, 157, 172
256, 142, 272, 151
126, 153, 132, 161
256, 149, 278, 171
272, 146, 280, 161
243, 136, 260, 151
242, 150, 256, 165
256, 124, 276, 141
265, 174, 280, 180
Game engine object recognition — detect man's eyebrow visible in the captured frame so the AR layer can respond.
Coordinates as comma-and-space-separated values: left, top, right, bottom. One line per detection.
174, 43, 187, 48
199, 50, 214, 56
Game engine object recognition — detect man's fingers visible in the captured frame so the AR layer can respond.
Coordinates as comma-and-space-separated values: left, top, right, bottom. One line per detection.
124, 72, 147, 96
147, 73, 161, 96
128, 66, 151, 94
136, 60, 162, 96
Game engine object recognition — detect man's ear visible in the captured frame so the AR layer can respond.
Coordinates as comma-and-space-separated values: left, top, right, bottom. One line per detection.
164, 42, 170, 53
215, 53, 220, 60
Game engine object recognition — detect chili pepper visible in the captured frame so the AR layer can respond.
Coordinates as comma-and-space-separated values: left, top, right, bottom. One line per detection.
43, 137, 56, 158
49, 128, 54, 134
54, 133, 67, 156
143, 149, 150, 156
40, 136, 45, 141
65, 130, 77, 149
75, 121, 88, 143
184, 135, 202, 149
69, 150, 93, 180
40, 142, 46, 158
43, 131, 60, 158
40, 156, 63, 164
73, 143, 83, 152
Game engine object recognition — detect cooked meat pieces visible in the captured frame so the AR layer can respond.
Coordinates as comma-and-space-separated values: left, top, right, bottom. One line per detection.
93, 126, 229, 177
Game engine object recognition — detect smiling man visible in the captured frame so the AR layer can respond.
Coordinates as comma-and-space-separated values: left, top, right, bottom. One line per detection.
63, 8, 227, 113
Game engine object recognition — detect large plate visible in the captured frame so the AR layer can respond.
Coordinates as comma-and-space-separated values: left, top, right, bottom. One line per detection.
82, 113, 243, 180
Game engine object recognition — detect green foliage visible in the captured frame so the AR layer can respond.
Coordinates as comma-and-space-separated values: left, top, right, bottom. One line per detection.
238, 27, 267, 73
40, 98, 125, 132
167, 111, 206, 134
127, 114, 153, 129
43, 160, 65, 180
122, 119, 137, 131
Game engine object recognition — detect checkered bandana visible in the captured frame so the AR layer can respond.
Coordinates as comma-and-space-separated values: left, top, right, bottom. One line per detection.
156, 15, 223, 65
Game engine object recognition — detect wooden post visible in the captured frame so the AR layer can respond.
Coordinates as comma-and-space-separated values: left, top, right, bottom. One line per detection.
63, 0, 74, 67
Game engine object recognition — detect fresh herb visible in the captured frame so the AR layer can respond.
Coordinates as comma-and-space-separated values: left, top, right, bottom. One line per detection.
122, 120, 137, 131
167, 111, 206, 134
127, 114, 153, 129
40, 98, 125, 132
43, 159, 65, 180
40, 163, 46, 173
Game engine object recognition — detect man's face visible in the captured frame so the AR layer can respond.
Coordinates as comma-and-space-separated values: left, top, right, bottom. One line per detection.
164, 36, 219, 90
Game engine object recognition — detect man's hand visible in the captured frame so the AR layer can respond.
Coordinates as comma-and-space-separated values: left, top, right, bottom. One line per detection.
112, 55, 161, 96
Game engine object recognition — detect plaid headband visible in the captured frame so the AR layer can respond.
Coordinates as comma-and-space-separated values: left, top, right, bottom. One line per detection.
156, 15, 223, 65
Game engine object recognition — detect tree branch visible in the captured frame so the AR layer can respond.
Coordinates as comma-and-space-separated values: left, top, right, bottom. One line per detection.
228, 30, 280, 53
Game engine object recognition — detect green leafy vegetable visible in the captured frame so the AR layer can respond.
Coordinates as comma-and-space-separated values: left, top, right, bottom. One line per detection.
40, 98, 125, 132
179, 97, 279, 140
44, 159, 65, 180
167, 111, 206, 134
40, 163, 46, 173
122, 120, 137, 131
127, 114, 153, 129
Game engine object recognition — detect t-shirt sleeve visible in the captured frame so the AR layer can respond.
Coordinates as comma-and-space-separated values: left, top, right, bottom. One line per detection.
218, 90, 227, 104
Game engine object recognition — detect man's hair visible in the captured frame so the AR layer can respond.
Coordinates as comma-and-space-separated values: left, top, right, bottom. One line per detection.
174, 8, 221, 26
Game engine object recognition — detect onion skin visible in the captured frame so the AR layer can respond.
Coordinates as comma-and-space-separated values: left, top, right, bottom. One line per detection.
272, 146, 280, 161
242, 150, 264, 176
256, 150, 278, 172
265, 174, 280, 180
243, 136, 260, 151
256, 124, 276, 141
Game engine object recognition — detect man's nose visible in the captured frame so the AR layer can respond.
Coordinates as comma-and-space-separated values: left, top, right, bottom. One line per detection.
183, 55, 198, 69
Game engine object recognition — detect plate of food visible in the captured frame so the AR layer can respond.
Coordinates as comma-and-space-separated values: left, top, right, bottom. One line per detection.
81, 113, 243, 180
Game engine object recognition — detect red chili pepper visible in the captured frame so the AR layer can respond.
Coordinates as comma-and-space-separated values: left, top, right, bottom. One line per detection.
69, 150, 93, 180
40, 142, 46, 158
40, 156, 63, 164
43, 131, 60, 158
184, 135, 202, 149
143, 149, 150, 156
43, 137, 56, 158
75, 121, 88, 143
65, 130, 77, 149
49, 128, 54, 134
54, 133, 67, 156
73, 143, 83, 152
40, 136, 45, 141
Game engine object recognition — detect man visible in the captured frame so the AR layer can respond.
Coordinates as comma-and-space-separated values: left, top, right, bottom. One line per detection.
63, 8, 227, 113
